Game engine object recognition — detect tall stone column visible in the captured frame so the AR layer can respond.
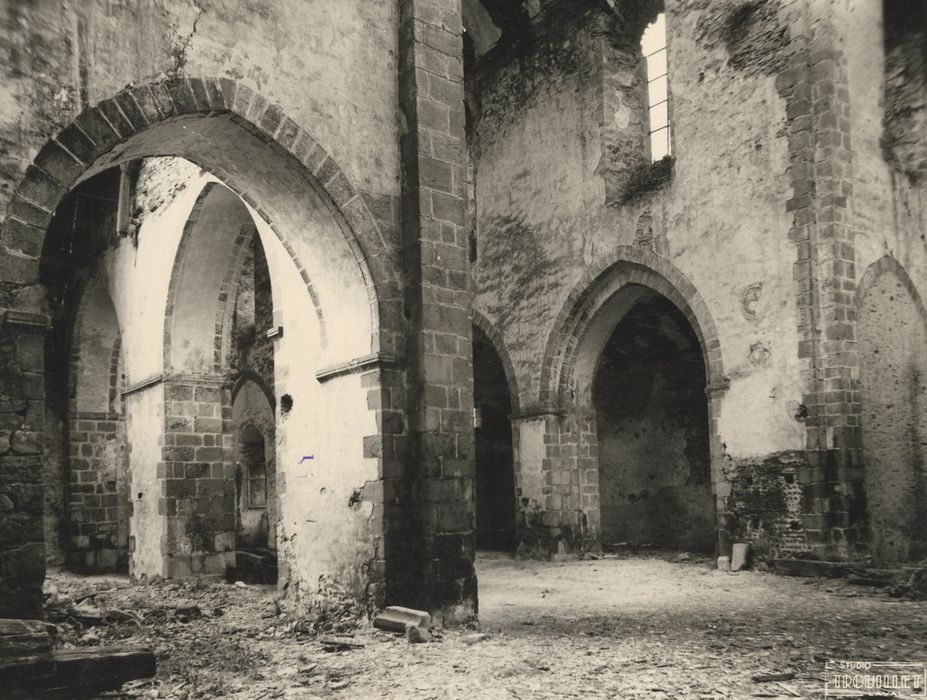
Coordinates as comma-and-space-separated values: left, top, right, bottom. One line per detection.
397, 0, 477, 621
777, 2, 865, 559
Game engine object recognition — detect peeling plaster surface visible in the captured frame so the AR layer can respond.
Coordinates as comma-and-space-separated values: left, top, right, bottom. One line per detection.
249, 211, 379, 601
125, 387, 165, 578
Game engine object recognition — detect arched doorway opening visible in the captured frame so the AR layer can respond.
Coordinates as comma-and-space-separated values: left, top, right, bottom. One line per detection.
62, 275, 129, 573
592, 291, 713, 552
539, 251, 725, 558
159, 175, 285, 583
227, 223, 278, 583
234, 414, 276, 583
857, 257, 927, 563
3, 80, 392, 612
473, 324, 516, 552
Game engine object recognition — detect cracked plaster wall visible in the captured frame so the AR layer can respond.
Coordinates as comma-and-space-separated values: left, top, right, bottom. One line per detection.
0, 0, 401, 216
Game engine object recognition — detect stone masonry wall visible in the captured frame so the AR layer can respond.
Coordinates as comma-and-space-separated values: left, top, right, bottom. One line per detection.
881, 0, 926, 182
0, 315, 45, 618
230, 229, 277, 553
160, 379, 235, 579
468, 0, 926, 564
231, 381, 276, 551
67, 408, 128, 573
397, 0, 478, 620
857, 266, 927, 562
772, 0, 865, 560
65, 272, 130, 574
470, 0, 810, 560
1, 0, 923, 626
0, 0, 401, 212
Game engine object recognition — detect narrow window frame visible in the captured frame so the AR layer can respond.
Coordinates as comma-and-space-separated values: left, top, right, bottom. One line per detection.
642, 13, 672, 162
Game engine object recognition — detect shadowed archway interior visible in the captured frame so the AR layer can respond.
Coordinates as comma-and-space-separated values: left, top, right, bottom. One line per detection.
473, 324, 516, 551
592, 290, 713, 552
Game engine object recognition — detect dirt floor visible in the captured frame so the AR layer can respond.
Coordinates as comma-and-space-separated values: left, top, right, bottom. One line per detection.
40, 553, 927, 699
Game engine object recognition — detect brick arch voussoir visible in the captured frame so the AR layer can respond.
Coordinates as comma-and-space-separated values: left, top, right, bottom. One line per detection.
472, 309, 521, 413
539, 247, 724, 407
855, 255, 927, 328
1, 77, 396, 347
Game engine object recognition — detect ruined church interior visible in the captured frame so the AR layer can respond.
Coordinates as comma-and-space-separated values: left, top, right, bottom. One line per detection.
0, 0, 926, 696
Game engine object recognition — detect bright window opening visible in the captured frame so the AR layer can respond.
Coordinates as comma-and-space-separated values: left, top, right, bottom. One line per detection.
642, 13, 671, 161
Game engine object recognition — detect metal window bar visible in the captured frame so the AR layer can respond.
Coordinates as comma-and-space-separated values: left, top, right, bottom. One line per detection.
645, 47, 667, 80
650, 125, 672, 158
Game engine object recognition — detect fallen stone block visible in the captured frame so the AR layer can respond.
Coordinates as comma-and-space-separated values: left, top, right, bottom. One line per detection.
847, 574, 892, 587
373, 606, 431, 633
405, 625, 431, 643
0, 651, 54, 688
46, 647, 157, 693
0, 619, 55, 659
1, 646, 155, 695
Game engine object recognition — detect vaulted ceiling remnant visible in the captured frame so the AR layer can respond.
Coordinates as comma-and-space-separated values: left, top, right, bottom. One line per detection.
462, 0, 541, 58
